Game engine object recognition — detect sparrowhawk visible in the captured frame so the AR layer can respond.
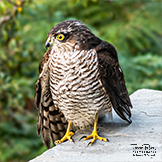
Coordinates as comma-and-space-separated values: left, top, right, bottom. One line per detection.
35, 20, 132, 149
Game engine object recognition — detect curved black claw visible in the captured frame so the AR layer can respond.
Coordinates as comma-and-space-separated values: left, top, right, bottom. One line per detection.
106, 138, 109, 142
87, 138, 109, 147
63, 137, 75, 143
79, 135, 87, 141
87, 140, 96, 147
71, 136, 75, 143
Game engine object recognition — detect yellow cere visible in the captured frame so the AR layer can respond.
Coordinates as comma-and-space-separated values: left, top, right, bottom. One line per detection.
47, 37, 51, 42
56, 34, 65, 41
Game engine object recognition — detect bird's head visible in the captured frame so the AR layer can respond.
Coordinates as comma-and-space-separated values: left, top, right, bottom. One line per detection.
45, 20, 101, 52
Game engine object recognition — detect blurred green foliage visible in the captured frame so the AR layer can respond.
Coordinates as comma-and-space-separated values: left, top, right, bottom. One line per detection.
0, 0, 162, 161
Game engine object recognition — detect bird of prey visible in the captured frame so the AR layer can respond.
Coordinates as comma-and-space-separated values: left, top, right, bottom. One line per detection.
35, 20, 132, 149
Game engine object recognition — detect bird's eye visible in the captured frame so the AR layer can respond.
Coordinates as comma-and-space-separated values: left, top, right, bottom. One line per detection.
56, 34, 65, 41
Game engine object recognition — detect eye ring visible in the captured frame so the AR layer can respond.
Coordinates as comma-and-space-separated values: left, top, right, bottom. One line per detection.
56, 34, 65, 41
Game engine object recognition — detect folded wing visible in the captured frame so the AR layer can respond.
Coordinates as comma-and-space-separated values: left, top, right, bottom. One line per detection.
96, 41, 133, 123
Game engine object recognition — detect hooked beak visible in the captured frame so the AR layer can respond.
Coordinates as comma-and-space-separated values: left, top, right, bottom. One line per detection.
45, 37, 53, 49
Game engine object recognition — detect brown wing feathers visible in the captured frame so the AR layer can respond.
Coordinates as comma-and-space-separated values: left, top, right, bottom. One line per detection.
34, 49, 67, 149
96, 41, 133, 123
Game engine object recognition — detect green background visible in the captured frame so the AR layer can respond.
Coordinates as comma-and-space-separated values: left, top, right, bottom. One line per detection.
0, 0, 162, 161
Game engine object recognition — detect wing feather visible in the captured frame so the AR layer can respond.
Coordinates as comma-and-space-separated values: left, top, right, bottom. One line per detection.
96, 41, 133, 123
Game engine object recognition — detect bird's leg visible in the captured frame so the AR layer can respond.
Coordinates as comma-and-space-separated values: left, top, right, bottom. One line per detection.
83, 112, 108, 146
55, 120, 74, 145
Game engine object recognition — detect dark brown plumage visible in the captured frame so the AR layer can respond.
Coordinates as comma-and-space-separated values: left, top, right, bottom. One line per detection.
96, 41, 132, 123
35, 20, 132, 149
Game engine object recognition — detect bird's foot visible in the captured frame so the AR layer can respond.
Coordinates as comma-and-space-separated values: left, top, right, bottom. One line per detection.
55, 131, 74, 145
83, 129, 109, 146
81, 112, 109, 146
55, 120, 74, 145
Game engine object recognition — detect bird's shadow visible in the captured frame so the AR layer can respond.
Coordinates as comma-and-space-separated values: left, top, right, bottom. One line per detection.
98, 111, 132, 133
77, 119, 131, 137
98, 121, 130, 133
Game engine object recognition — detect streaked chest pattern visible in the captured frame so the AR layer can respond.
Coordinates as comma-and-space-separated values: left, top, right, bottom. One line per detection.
48, 46, 111, 129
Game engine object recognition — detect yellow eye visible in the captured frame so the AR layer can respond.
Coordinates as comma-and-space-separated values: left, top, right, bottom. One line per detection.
56, 34, 65, 41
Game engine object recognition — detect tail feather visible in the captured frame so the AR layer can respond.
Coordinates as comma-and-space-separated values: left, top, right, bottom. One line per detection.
55, 113, 68, 138
49, 113, 61, 144
37, 109, 42, 136
42, 109, 51, 149
48, 106, 66, 144
114, 104, 132, 124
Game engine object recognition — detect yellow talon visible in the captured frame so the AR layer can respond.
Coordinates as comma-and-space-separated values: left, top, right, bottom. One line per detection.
55, 120, 74, 145
84, 112, 108, 146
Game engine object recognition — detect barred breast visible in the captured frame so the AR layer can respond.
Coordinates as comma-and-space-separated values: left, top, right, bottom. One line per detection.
49, 47, 112, 130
